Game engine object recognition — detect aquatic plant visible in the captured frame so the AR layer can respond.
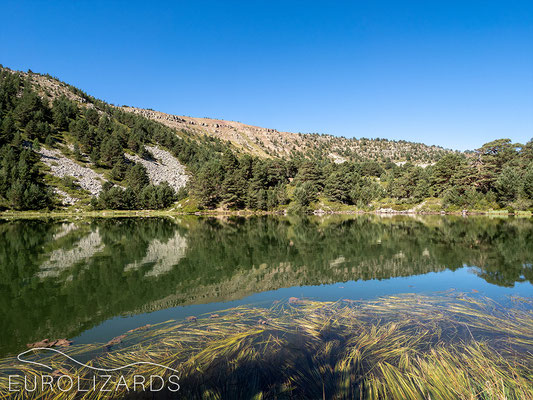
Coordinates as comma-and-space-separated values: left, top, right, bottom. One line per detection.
1, 293, 532, 399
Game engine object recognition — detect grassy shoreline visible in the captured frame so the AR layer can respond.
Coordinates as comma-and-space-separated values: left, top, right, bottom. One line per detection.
1, 208, 531, 219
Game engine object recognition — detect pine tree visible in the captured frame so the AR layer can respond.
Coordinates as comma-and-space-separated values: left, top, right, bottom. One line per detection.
430, 153, 467, 197
293, 182, 317, 207
0, 113, 16, 145
100, 135, 123, 167
52, 95, 77, 131
324, 170, 352, 203
522, 164, 533, 200
295, 161, 323, 189
13, 89, 44, 126
495, 166, 521, 203
192, 161, 223, 209
475, 139, 520, 193
125, 164, 150, 194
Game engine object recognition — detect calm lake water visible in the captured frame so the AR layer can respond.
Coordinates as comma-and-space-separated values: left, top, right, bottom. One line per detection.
1, 215, 532, 357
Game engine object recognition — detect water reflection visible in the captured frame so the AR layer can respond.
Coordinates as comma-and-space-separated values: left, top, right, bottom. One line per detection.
0, 215, 532, 356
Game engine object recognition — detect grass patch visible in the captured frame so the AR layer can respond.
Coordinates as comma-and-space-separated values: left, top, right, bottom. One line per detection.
174, 197, 202, 213
312, 197, 361, 212
418, 197, 443, 212
373, 198, 422, 211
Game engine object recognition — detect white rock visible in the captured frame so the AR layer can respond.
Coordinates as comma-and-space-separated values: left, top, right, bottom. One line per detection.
125, 145, 189, 192
37, 147, 104, 196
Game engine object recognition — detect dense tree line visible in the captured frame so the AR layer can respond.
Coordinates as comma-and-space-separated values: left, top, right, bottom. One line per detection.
191, 138, 533, 211
0, 70, 51, 209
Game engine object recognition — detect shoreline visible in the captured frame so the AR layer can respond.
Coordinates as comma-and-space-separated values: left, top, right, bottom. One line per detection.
1, 208, 531, 219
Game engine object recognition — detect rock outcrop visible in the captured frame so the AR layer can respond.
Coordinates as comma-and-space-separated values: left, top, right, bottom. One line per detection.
124, 146, 189, 192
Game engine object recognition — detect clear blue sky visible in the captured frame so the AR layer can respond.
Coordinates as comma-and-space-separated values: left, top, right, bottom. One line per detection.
1, 1, 532, 151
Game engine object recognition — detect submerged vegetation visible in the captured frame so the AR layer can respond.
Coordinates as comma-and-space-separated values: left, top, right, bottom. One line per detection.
1, 294, 532, 399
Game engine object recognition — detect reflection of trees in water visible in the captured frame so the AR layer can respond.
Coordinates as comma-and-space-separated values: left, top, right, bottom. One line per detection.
0, 215, 531, 357
418, 216, 533, 286
179, 216, 533, 288
0, 218, 184, 356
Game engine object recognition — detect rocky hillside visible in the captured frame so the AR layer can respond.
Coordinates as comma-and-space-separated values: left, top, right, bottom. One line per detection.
123, 107, 453, 163
0, 66, 194, 209
19, 67, 453, 164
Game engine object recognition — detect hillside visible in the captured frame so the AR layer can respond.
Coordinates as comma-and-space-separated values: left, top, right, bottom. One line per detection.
17, 67, 453, 163
123, 107, 453, 163
0, 66, 531, 212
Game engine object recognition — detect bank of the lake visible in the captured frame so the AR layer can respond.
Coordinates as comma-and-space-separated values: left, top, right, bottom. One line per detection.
1, 208, 532, 219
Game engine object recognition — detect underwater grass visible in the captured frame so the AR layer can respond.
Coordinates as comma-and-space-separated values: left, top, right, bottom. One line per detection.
0, 293, 532, 399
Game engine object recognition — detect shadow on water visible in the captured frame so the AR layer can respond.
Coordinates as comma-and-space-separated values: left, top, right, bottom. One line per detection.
0, 214, 532, 356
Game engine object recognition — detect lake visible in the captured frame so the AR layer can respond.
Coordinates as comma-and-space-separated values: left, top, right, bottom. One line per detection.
1, 214, 531, 359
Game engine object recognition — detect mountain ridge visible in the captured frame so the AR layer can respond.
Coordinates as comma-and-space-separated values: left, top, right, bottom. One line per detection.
6, 66, 455, 163
122, 106, 455, 163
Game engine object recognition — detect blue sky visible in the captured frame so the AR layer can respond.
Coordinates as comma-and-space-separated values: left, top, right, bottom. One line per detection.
1, 1, 532, 151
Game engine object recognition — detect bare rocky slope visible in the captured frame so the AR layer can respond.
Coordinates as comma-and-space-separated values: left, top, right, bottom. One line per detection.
123, 106, 454, 163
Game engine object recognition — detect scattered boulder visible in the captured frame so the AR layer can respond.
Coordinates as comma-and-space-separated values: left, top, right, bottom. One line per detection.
289, 297, 305, 305
105, 334, 126, 348
55, 339, 73, 347
127, 324, 151, 333
36, 147, 104, 197
27, 338, 72, 349
124, 146, 189, 192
